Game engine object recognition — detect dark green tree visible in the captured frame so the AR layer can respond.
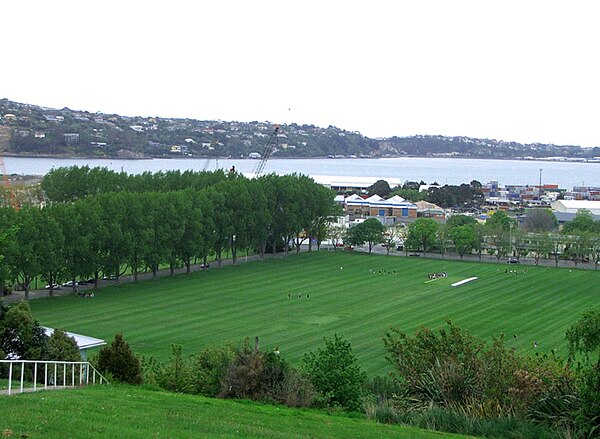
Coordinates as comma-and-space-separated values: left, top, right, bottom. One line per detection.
345, 218, 385, 253
563, 209, 600, 234
0, 301, 48, 359
446, 214, 477, 229
46, 328, 80, 362
449, 224, 477, 259
97, 333, 142, 384
406, 218, 439, 255
367, 179, 391, 197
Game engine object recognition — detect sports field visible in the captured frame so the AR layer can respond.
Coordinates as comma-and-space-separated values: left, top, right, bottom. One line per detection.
27, 251, 600, 376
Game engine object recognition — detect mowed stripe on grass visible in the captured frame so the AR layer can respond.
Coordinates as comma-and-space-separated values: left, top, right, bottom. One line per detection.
28, 252, 600, 376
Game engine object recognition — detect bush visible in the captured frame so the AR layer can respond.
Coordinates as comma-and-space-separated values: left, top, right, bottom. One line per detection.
156, 344, 192, 393
97, 333, 142, 384
276, 368, 316, 408
383, 321, 485, 407
46, 328, 80, 362
190, 342, 236, 397
302, 333, 367, 412
219, 339, 288, 402
576, 364, 600, 437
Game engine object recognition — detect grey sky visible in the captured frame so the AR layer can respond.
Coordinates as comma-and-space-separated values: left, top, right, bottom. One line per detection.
3, 1, 599, 147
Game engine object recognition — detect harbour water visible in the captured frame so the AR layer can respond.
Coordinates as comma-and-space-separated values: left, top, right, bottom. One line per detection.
4, 156, 598, 189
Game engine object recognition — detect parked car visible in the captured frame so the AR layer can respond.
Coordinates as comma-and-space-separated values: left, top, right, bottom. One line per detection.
396, 245, 404, 251
45, 284, 61, 290
507, 258, 519, 264
409, 253, 421, 257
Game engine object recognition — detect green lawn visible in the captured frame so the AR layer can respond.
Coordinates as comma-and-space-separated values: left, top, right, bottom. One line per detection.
0, 385, 470, 439
27, 251, 600, 376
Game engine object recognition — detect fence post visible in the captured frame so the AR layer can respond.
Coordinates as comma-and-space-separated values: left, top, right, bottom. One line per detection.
20, 361, 24, 393
34, 362, 38, 392
8, 362, 12, 396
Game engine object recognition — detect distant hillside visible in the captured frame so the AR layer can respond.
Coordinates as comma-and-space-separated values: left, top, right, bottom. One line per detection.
1, 98, 598, 160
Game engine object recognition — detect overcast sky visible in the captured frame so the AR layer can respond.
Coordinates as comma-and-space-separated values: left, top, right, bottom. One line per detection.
3, 1, 599, 147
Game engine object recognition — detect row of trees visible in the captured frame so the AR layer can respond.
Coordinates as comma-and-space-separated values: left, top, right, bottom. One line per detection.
403, 210, 600, 267
332, 209, 600, 267
1, 170, 339, 299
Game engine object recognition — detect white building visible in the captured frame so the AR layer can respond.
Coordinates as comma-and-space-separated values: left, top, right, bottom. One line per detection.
551, 200, 600, 216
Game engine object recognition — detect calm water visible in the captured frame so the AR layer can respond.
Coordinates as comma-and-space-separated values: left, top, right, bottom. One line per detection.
4, 156, 598, 189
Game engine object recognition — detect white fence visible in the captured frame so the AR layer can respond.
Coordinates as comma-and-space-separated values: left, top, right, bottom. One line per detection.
0, 359, 109, 396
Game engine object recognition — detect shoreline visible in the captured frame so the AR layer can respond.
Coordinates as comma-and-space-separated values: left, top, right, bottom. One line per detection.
3, 152, 598, 164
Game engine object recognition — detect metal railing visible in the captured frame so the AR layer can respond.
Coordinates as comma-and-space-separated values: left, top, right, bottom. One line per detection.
0, 359, 109, 396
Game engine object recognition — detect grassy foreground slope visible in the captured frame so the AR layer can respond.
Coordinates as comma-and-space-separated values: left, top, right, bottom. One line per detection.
0, 385, 469, 439
29, 251, 600, 376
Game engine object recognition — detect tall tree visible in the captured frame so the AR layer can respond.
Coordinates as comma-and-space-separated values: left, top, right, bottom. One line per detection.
448, 224, 477, 259
522, 208, 557, 232
345, 218, 385, 253
406, 218, 439, 255
4, 207, 41, 299
367, 179, 391, 197
36, 206, 65, 297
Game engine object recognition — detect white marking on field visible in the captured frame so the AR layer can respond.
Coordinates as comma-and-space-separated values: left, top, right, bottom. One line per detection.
451, 277, 478, 287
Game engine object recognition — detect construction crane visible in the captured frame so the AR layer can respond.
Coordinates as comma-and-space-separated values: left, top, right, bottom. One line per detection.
0, 155, 18, 210
253, 125, 280, 177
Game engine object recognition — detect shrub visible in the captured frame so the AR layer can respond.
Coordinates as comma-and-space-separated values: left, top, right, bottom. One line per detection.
576, 364, 600, 438
383, 321, 484, 407
302, 333, 367, 412
46, 328, 80, 362
219, 339, 288, 402
190, 342, 236, 397
156, 344, 193, 393
97, 333, 142, 384
364, 375, 403, 403
276, 368, 316, 408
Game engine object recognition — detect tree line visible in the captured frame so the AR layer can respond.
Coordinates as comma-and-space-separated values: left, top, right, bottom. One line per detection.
403, 209, 600, 267
0, 167, 339, 299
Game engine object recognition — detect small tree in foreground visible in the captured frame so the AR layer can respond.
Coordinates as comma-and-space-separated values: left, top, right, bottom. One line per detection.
46, 328, 80, 362
302, 333, 366, 411
0, 300, 47, 359
98, 333, 142, 384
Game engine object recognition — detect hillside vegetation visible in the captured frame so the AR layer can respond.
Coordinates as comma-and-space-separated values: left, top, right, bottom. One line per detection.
2, 98, 598, 159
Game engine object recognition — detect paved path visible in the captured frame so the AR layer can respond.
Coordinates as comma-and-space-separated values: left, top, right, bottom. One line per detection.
1, 250, 302, 304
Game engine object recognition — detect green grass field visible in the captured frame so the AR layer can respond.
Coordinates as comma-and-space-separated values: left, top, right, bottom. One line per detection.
0, 385, 469, 439
27, 251, 600, 376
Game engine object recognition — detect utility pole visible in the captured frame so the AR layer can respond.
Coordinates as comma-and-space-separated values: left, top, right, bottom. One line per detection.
538, 168, 543, 201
